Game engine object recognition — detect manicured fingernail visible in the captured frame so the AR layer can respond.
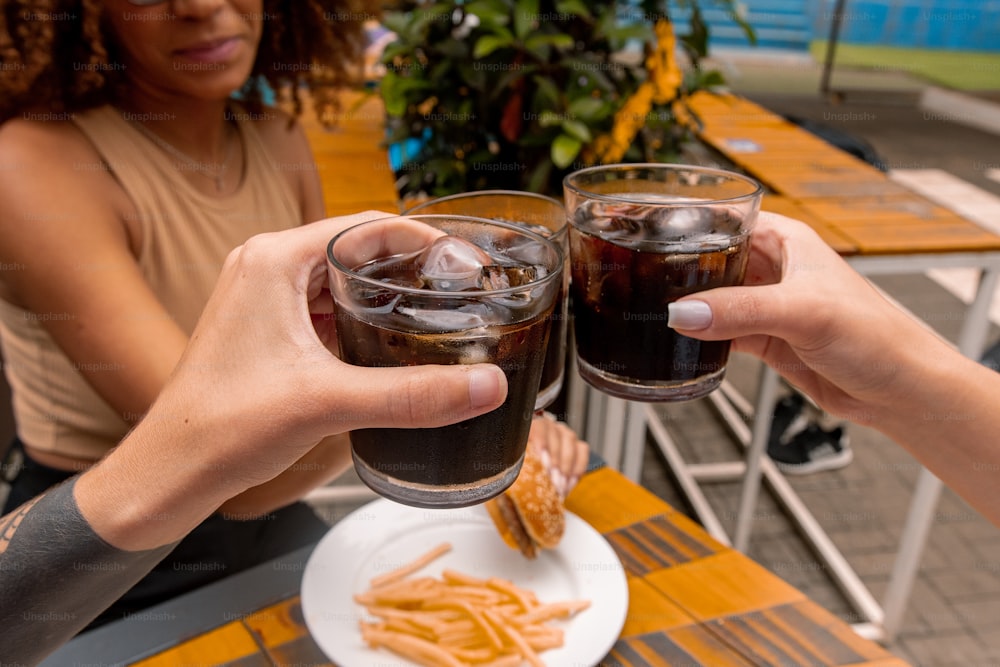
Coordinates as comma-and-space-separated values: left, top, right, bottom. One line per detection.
468, 367, 505, 409
551, 470, 567, 497
668, 300, 712, 330
539, 449, 552, 469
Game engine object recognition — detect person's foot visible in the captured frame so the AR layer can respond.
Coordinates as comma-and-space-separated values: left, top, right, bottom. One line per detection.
768, 393, 808, 449
768, 423, 853, 475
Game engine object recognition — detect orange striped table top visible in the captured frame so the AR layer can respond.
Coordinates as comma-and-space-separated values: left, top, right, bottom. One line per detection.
134, 464, 908, 667
687, 91, 1000, 256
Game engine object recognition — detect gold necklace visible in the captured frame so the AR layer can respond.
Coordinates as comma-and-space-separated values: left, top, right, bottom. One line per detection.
129, 119, 238, 192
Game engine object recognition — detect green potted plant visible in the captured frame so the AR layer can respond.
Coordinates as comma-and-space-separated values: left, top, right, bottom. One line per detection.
377, 0, 752, 200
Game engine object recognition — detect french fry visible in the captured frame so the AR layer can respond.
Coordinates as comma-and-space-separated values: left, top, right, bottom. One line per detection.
369, 542, 453, 588
356, 541, 590, 666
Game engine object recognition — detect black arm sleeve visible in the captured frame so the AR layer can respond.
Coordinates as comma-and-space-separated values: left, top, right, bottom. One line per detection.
0, 477, 176, 665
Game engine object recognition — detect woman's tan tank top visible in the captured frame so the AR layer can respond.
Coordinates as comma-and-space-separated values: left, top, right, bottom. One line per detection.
0, 104, 302, 461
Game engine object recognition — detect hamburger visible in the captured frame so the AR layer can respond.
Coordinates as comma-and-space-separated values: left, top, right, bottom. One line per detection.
485, 441, 566, 559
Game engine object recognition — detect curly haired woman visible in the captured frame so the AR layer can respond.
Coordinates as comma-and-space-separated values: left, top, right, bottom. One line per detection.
0, 0, 372, 625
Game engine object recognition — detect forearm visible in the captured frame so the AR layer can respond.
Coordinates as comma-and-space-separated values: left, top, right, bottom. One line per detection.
0, 479, 175, 665
870, 345, 1000, 525
217, 434, 353, 518
0, 410, 254, 662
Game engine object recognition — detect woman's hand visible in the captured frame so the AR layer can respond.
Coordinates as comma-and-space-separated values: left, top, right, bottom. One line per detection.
529, 413, 589, 498
667, 212, 954, 426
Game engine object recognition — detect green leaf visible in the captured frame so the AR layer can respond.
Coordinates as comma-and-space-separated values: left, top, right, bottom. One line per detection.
514, 0, 539, 40
567, 96, 607, 122
698, 70, 727, 88
473, 34, 514, 59
555, 0, 592, 20
380, 11, 412, 37
551, 133, 582, 168
684, 4, 710, 58
465, 0, 512, 27
378, 70, 432, 117
532, 75, 561, 110
605, 23, 654, 45
489, 65, 537, 100
524, 33, 575, 51
538, 110, 564, 127
526, 157, 553, 193
561, 119, 592, 142
379, 41, 409, 64
379, 71, 407, 116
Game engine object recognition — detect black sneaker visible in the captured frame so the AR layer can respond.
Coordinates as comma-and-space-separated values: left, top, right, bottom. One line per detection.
981, 338, 1000, 373
768, 393, 808, 450
768, 424, 853, 475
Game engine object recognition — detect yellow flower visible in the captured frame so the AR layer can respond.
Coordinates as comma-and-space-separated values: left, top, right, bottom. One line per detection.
595, 19, 683, 163
649, 19, 682, 105
671, 99, 697, 131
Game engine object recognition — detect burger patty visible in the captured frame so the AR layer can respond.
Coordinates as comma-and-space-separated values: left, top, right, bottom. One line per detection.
495, 494, 537, 558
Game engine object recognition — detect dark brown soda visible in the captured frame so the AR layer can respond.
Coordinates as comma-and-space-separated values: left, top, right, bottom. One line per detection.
536, 280, 567, 398
570, 228, 750, 384
337, 310, 550, 493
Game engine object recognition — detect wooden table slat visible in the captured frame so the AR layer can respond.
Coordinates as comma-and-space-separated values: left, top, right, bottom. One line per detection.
131, 622, 262, 666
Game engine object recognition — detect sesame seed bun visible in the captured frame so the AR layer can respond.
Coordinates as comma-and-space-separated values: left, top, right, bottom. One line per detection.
485, 443, 565, 559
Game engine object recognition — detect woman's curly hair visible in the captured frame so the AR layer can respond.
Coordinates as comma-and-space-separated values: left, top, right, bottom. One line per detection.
0, 0, 374, 124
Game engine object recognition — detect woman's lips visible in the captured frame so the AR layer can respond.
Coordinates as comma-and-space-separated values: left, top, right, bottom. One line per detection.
174, 36, 241, 63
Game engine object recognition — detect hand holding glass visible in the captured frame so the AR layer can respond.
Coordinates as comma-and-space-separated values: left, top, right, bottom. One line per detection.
327, 215, 562, 508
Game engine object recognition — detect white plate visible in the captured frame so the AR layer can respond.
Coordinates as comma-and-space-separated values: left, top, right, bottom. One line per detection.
301, 498, 628, 666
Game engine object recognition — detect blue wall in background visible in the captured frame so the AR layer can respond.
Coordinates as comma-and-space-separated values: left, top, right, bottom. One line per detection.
672, 1, 1000, 53
809, 0, 1000, 51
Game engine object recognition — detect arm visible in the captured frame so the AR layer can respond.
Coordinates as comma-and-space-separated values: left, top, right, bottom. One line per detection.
668, 212, 1000, 525
0, 217, 509, 665
0, 120, 187, 420
214, 109, 340, 516
0, 119, 344, 515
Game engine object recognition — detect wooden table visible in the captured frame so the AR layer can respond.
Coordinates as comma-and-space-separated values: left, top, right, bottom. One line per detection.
45, 462, 909, 666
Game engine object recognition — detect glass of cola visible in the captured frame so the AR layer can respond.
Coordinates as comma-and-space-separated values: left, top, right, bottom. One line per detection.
327, 215, 563, 508
563, 163, 763, 402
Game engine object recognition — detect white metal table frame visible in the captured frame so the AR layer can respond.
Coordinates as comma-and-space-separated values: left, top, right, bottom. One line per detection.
567, 248, 1000, 645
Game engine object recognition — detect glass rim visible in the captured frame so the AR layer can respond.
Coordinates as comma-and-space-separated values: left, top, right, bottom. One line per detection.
327, 214, 563, 299
403, 189, 564, 214
563, 162, 764, 206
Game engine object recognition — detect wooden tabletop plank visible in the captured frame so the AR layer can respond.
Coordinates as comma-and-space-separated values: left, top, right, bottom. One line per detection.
242, 598, 310, 648
300, 89, 401, 219
733, 157, 886, 181
836, 222, 1000, 254
687, 91, 792, 128
645, 550, 806, 621
703, 601, 895, 667
756, 177, 912, 200
620, 578, 698, 636
761, 195, 859, 255
610, 625, 757, 666
794, 195, 968, 223
130, 622, 263, 666
565, 466, 682, 534
698, 129, 861, 160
